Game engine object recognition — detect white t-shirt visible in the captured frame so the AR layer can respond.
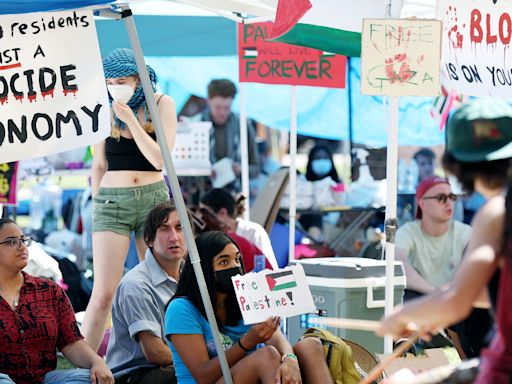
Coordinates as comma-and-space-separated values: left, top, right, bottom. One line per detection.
236, 218, 278, 270
395, 220, 471, 287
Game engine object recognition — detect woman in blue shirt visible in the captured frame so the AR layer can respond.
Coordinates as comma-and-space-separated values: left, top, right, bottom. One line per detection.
165, 231, 331, 383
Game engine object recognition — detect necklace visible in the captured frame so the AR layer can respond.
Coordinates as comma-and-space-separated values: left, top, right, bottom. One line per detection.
0, 275, 23, 309
0, 290, 19, 308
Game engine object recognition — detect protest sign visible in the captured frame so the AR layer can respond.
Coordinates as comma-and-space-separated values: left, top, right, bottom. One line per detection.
232, 264, 316, 324
171, 121, 211, 176
439, 0, 512, 97
0, 10, 110, 163
0, 162, 18, 206
361, 18, 442, 96
238, 22, 346, 88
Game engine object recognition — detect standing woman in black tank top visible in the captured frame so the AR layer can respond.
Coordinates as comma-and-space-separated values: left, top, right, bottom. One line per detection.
81, 48, 177, 352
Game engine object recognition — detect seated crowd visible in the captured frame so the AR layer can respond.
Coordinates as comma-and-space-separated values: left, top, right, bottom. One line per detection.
3, 98, 512, 383
0, 196, 332, 384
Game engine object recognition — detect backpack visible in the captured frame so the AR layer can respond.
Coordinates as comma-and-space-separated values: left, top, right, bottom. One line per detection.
301, 327, 361, 384
56, 256, 92, 312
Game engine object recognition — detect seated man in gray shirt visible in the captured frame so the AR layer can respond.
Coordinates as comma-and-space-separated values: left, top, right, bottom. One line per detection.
107, 202, 187, 384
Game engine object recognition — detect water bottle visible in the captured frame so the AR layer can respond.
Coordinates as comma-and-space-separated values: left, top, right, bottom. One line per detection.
253, 254, 266, 272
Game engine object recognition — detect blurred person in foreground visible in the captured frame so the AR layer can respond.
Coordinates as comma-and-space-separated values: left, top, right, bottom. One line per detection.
379, 98, 512, 383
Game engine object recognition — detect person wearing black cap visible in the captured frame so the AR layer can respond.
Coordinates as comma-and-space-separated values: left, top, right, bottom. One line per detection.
395, 176, 471, 297
379, 98, 512, 382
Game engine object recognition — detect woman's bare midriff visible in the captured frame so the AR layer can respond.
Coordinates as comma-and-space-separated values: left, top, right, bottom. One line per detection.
100, 170, 163, 188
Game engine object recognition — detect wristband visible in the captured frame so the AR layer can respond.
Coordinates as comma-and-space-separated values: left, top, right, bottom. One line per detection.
237, 338, 250, 353
281, 352, 298, 362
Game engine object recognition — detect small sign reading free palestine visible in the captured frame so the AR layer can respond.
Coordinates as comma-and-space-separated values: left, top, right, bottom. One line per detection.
232, 265, 315, 325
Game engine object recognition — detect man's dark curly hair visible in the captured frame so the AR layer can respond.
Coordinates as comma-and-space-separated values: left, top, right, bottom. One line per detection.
207, 79, 237, 99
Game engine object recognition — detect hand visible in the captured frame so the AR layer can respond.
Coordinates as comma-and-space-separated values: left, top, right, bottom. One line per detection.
232, 162, 241, 176
243, 317, 280, 348
112, 101, 136, 126
275, 357, 301, 384
378, 310, 434, 341
90, 358, 114, 384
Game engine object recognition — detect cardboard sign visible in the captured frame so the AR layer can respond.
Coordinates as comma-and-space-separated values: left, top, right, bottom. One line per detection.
171, 121, 211, 176
0, 10, 110, 163
238, 22, 346, 88
361, 18, 442, 96
0, 162, 18, 206
377, 348, 450, 377
232, 265, 316, 325
439, 0, 512, 97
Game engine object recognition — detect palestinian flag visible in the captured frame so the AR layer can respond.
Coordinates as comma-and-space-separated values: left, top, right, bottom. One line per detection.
430, 72, 465, 131
268, 0, 387, 57
266, 270, 297, 291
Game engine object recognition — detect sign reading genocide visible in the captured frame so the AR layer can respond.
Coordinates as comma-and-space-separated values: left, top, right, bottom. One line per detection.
232, 265, 316, 325
238, 22, 346, 88
439, 0, 512, 97
0, 10, 110, 163
361, 18, 442, 96
0, 162, 18, 206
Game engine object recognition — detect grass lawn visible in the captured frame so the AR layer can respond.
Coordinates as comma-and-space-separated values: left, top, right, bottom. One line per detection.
56, 355, 75, 370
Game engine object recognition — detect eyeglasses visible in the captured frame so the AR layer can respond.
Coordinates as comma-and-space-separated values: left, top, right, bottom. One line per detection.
422, 193, 458, 204
0, 236, 32, 249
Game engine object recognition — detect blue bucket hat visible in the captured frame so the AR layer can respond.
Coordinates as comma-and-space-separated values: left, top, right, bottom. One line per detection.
103, 48, 158, 128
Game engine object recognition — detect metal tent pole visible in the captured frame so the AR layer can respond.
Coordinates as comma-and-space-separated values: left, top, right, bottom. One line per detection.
120, 6, 233, 382
383, 0, 400, 354
239, 82, 250, 219
288, 86, 298, 265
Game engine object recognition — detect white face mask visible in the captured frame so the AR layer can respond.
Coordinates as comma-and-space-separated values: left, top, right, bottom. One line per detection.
107, 84, 134, 103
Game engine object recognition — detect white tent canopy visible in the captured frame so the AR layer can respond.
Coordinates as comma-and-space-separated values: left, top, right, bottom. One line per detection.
168, 0, 436, 20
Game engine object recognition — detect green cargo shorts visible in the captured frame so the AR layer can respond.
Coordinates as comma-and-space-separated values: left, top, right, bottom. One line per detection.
92, 180, 169, 238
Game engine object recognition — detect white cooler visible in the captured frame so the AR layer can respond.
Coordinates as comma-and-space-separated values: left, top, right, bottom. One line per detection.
287, 257, 405, 354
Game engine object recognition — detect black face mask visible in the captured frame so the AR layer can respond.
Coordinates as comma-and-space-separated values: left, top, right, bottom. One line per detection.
215, 267, 242, 293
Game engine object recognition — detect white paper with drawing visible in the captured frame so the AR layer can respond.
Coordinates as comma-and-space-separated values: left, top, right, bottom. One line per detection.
361, 18, 442, 96
232, 265, 316, 325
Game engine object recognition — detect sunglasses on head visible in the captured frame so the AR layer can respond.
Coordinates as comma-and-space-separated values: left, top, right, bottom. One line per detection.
422, 193, 458, 204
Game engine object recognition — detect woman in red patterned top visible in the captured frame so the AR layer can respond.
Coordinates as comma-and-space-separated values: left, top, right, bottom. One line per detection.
0, 218, 113, 384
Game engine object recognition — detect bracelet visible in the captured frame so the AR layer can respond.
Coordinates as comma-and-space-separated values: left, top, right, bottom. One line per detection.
237, 338, 250, 353
281, 352, 298, 362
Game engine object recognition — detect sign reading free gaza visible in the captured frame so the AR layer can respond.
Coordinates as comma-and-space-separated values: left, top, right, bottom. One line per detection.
0, 10, 110, 163
361, 18, 442, 96
232, 264, 316, 325
238, 22, 346, 88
